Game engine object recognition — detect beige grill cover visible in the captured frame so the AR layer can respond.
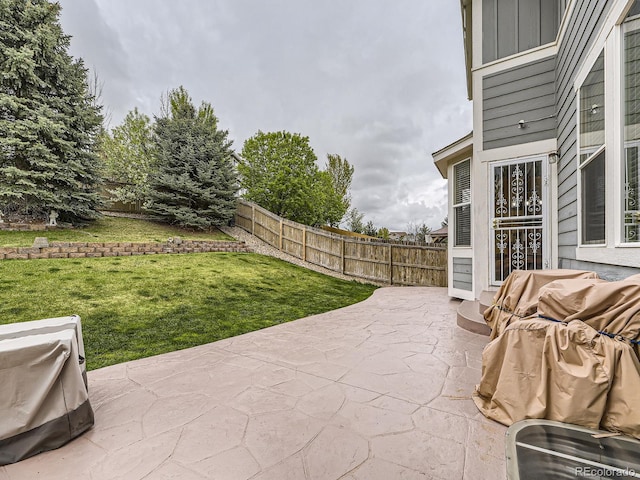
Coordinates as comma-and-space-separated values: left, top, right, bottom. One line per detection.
0, 329, 93, 465
474, 274, 640, 439
483, 269, 600, 339
537, 276, 640, 343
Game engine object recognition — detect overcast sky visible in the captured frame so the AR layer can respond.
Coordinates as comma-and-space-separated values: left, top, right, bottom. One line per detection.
58, 0, 472, 231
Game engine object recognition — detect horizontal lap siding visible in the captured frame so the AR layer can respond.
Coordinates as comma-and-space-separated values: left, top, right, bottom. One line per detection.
560, 258, 640, 281
555, 0, 611, 262
483, 56, 557, 150
452, 257, 472, 291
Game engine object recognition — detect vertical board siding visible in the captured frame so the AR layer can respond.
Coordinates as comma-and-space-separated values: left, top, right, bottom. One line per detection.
555, 0, 612, 262
519, 0, 541, 52
483, 0, 497, 64
483, 56, 557, 150
541, 0, 560, 45
497, 0, 518, 59
452, 257, 473, 291
483, 0, 562, 63
234, 200, 447, 286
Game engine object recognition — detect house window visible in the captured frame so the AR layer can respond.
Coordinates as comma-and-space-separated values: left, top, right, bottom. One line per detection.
579, 50, 606, 245
453, 159, 471, 247
624, 16, 640, 242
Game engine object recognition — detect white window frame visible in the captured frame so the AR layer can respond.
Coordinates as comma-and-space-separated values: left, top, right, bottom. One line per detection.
620, 16, 640, 246
622, 140, 640, 244
577, 145, 607, 247
576, 49, 607, 247
574, 2, 640, 268
452, 158, 472, 248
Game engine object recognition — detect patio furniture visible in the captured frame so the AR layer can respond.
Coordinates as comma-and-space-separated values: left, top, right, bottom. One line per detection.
0, 316, 94, 466
475, 273, 640, 439
0, 315, 87, 388
506, 420, 640, 479
483, 269, 599, 339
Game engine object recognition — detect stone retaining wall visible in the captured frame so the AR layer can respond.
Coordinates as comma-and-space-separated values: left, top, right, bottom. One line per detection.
0, 240, 251, 260
0, 223, 51, 232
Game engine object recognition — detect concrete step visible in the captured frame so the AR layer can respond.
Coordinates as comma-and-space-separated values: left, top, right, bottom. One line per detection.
479, 290, 497, 315
457, 300, 491, 336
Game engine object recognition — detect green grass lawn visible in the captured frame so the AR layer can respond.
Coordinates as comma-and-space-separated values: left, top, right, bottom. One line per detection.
0, 216, 233, 247
0, 253, 377, 370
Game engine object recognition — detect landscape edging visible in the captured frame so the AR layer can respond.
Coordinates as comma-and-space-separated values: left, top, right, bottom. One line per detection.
0, 240, 251, 260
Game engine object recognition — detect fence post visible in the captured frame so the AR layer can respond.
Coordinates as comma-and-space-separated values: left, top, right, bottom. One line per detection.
302, 227, 307, 261
389, 244, 393, 285
279, 219, 283, 251
251, 204, 255, 235
341, 238, 345, 274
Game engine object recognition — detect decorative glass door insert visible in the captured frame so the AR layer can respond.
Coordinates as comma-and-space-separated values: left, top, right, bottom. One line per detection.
491, 158, 547, 284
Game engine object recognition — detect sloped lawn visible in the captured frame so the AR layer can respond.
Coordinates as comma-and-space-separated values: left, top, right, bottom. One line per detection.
0, 216, 233, 247
0, 253, 376, 370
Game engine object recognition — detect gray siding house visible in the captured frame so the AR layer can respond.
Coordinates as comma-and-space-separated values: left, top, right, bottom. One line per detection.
433, 0, 640, 301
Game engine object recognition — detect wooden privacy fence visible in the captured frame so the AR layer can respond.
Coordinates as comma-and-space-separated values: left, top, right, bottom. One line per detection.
235, 200, 447, 287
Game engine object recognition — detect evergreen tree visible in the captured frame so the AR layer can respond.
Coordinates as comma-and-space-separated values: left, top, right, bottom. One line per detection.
363, 220, 378, 237
345, 208, 365, 233
0, 0, 103, 222
145, 86, 238, 229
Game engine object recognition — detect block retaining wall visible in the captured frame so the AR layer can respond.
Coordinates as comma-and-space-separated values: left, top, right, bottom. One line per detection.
0, 223, 52, 232
0, 240, 251, 260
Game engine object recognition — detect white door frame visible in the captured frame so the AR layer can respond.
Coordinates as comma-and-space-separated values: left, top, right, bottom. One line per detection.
489, 155, 551, 286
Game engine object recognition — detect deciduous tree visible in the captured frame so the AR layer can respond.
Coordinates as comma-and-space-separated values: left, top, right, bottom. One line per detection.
99, 108, 155, 205
407, 221, 432, 243
377, 227, 390, 239
324, 153, 353, 225
239, 131, 344, 226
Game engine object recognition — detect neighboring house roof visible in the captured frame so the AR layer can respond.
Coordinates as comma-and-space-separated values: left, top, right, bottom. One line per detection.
388, 231, 407, 239
430, 226, 448, 237
431, 131, 473, 179
429, 226, 448, 243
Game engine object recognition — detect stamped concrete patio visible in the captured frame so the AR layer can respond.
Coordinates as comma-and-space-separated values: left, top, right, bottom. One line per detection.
0, 287, 507, 480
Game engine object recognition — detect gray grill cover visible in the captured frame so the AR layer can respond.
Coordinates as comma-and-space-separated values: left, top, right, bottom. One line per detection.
0, 320, 93, 465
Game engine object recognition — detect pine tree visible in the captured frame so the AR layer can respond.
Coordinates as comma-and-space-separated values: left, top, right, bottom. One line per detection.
145, 86, 238, 229
0, 0, 104, 222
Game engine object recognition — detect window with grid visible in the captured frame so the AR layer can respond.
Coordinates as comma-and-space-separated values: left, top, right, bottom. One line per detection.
453, 159, 471, 247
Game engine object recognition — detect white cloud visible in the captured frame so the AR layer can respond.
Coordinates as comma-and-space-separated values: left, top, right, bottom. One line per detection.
58, 0, 471, 231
